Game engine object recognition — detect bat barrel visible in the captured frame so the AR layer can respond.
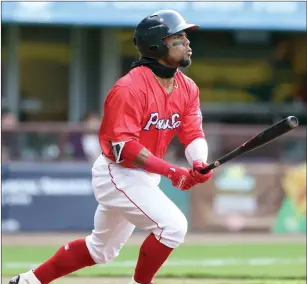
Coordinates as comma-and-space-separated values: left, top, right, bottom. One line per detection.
199, 115, 299, 175
287, 116, 299, 128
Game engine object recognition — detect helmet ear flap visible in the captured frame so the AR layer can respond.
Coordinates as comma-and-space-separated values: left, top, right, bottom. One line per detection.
149, 45, 158, 51
149, 44, 168, 58
148, 45, 159, 58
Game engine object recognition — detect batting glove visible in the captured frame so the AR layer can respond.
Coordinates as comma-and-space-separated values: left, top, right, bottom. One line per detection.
190, 160, 213, 183
167, 167, 198, 191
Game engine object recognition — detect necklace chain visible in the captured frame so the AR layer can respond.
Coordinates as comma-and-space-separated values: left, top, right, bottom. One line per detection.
151, 71, 178, 90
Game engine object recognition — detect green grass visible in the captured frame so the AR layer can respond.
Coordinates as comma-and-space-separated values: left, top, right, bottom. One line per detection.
2, 243, 306, 280
155, 282, 306, 284
2, 278, 307, 284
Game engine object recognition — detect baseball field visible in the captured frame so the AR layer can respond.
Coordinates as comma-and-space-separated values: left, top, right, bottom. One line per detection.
2, 233, 306, 284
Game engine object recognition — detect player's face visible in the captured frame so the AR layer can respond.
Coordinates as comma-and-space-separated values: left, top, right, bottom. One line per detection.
161, 31, 192, 68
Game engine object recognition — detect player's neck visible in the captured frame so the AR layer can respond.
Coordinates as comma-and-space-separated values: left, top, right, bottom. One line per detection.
154, 59, 177, 88
131, 57, 177, 79
155, 76, 174, 89
152, 71, 178, 95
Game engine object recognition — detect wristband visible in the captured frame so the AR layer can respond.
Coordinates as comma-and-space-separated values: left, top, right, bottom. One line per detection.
121, 140, 174, 177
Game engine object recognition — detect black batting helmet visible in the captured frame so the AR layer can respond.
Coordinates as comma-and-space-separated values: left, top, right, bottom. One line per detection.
133, 10, 199, 59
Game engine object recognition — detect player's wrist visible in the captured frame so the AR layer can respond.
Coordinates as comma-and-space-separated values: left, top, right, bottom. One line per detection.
144, 153, 178, 177
121, 140, 176, 177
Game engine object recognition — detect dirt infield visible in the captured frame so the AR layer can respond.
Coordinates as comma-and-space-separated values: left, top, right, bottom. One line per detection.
2, 232, 306, 246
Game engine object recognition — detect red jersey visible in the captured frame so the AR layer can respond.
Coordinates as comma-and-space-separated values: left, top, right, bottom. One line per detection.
99, 66, 204, 168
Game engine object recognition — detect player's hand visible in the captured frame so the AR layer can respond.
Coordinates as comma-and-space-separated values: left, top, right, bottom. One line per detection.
190, 160, 213, 183
167, 167, 198, 191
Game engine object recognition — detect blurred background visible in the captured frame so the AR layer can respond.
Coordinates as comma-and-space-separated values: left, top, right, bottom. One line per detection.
1, 1, 306, 235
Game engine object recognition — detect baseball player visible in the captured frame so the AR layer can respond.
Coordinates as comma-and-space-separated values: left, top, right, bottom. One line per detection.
9, 10, 213, 284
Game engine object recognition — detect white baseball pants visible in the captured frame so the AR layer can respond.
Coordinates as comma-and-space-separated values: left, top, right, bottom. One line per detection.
85, 154, 188, 264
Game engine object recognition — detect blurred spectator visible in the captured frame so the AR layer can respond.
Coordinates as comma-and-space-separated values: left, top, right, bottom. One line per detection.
63, 112, 101, 162
81, 112, 102, 163
293, 72, 307, 105
247, 40, 294, 103
272, 40, 293, 70
1, 109, 19, 161
2, 109, 18, 128
65, 132, 86, 161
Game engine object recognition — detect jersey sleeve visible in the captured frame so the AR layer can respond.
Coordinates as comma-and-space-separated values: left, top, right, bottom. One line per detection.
177, 86, 205, 147
102, 85, 143, 142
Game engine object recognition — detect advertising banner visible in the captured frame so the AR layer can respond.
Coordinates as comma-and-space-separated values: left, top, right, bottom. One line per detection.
1, 162, 190, 232
190, 162, 306, 233
3, 161, 305, 233
2, 163, 96, 232
272, 163, 306, 233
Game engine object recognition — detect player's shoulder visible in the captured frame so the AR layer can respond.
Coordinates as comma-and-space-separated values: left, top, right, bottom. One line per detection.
105, 67, 149, 105
176, 70, 199, 95
112, 66, 148, 96
178, 71, 197, 87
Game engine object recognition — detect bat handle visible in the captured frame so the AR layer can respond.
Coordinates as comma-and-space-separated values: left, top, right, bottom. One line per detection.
199, 160, 220, 174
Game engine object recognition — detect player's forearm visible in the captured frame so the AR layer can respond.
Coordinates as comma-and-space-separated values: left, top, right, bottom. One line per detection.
185, 138, 208, 166
121, 140, 175, 177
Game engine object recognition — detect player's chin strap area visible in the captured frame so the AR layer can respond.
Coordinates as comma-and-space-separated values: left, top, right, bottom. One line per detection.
130, 57, 177, 78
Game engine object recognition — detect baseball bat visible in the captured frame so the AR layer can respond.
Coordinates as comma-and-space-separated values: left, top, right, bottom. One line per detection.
200, 116, 299, 174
